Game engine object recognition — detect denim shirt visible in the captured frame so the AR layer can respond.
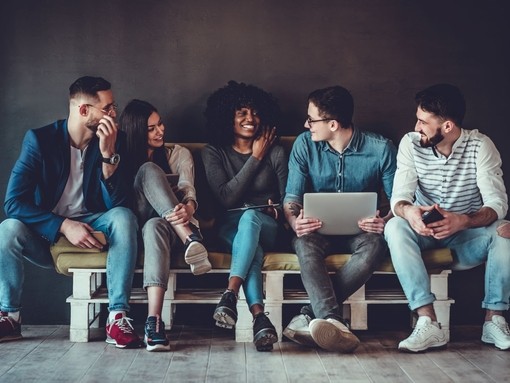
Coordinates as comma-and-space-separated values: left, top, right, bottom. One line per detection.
284, 129, 397, 205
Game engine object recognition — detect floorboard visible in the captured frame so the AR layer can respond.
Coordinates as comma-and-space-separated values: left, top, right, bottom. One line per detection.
0, 325, 509, 383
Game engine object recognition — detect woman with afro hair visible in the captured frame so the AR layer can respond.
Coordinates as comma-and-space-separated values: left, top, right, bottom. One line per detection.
202, 81, 288, 351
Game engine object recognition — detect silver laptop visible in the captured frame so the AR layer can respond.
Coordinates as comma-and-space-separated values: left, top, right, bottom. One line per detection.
303, 192, 377, 235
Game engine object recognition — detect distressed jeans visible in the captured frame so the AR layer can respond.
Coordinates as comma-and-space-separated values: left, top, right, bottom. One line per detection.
292, 232, 388, 320
385, 216, 510, 311
0, 207, 138, 313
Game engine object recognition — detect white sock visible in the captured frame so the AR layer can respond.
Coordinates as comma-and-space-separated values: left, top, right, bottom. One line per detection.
108, 310, 125, 322
8, 311, 20, 322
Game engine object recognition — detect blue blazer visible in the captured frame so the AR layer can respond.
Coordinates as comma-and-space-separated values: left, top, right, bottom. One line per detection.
4, 120, 131, 244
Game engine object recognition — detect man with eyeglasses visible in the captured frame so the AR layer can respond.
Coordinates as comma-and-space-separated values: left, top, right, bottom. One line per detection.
283, 86, 397, 352
0, 76, 142, 348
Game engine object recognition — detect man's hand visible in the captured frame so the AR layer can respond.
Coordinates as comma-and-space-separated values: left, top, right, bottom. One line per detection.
358, 210, 385, 234
252, 126, 276, 160
59, 218, 104, 249
497, 221, 510, 238
398, 203, 435, 237
425, 205, 469, 239
165, 203, 194, 226
293, 209, 322, 237
96, 115, 118, 158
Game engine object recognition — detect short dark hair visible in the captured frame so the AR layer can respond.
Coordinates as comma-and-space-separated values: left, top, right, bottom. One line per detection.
204, 80, 280, 147
69, 76, 111, 100
308, 86, 354, 128
120, 99, 158, 176
415, 83, 466, 126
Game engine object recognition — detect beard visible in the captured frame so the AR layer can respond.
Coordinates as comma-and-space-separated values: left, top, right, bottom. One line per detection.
420, 128, 444, 148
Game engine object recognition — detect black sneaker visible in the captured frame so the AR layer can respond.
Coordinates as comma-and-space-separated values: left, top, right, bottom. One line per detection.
184, 233, 211, 276
144, 315, 170, 352
253, 312, 278, 352
213, 290, 237, 329
0, 312, 22, 343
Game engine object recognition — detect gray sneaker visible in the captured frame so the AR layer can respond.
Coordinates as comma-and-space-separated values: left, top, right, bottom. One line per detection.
481, 315, 510, 350
309, 318, 360, 352
283, 313, 317, 347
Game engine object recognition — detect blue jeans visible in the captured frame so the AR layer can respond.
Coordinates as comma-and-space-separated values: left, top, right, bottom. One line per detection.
0, 207, 138, 312
385, 216, 510, 311
292, 232, 388, 320
218, 209, 278, 308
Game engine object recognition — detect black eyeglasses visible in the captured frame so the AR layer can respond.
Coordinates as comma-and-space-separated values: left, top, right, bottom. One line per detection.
84, 103, 118, 116
306, 117, 333, 126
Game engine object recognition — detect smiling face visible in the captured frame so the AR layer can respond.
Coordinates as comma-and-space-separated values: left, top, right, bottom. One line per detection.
305, 102, 334, 142
233, 107, 260, 139
83, 89, 116, 132
147, 111, 165, 150
415, 106, 445, 147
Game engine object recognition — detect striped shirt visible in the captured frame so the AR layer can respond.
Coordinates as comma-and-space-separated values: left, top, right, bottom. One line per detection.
391, 129, 508, 219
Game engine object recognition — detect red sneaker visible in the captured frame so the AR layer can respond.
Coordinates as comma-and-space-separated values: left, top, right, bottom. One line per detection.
105, 313, 142, 348
0, 311, 22, 343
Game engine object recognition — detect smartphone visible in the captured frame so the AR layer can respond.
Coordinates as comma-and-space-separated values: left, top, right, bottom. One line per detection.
227, 203, 280, 212
422, 208, 444, 224
91, 231, 108, 247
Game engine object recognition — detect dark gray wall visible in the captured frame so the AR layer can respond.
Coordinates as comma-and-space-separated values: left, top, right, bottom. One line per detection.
1, 1, 509, 325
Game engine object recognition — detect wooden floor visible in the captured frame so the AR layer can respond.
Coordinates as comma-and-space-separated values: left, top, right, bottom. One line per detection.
1, 325, 509, 382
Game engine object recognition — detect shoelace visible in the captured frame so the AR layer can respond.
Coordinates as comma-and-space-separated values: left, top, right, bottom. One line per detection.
496, 321, 510, 335
147, 317, 162, 335
253, 312, 270, 323
113, 316, 135, 334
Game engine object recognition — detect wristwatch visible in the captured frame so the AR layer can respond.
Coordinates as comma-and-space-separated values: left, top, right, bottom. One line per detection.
102, 153, 120, 165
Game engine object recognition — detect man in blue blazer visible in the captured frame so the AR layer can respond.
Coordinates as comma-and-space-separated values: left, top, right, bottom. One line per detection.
0, 76, 141, 348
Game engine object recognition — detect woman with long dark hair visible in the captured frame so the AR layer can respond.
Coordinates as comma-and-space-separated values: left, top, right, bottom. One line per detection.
202, 81, 288, 351
120, 99, 210, 351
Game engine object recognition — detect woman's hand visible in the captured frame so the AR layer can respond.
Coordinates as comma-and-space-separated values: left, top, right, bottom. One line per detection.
262, 199, 279, 220
252, 126, 276, 160
165, 202, 194, 226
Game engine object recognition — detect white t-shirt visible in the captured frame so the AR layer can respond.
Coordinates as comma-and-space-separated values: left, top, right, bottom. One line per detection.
52, 145, 89, 218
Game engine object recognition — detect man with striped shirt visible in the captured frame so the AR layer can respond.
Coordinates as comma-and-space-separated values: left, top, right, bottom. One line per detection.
385, 83, 510, 352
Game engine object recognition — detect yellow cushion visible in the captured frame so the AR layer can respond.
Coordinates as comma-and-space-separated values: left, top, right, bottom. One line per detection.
262, 248, 453, 273
50, 237, 108, 276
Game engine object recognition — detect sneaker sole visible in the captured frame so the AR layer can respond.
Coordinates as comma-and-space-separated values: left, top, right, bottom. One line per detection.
309, 320, 360, 352
0, 334, 23, 343
283, 328, 317, 347
398, 341, 447, 353
106, 335, 142, 349
145, 335, 171, 352
213, 308, 237, 328
184, 242, 208, 265
254, 329, 278, 352
481, 335, 510, 351
190, 258, 212, 276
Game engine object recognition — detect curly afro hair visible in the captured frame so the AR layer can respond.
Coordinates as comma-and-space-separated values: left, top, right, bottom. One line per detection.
204, 80, 280, 147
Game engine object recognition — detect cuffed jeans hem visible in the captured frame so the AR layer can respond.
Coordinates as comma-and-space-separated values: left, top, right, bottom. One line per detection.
481, 303, 510, 311
0, 306, 20, 313
229, 274, 246, 281
248, 301, 264, 309
408, 295, 436, 311
108, 304, 130, 312
143, 283, 168, 291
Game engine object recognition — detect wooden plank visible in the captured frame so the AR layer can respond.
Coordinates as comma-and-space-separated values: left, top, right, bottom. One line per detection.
245, 341, 288, 382
318, 349, 371, 382
279, 341, 330, 382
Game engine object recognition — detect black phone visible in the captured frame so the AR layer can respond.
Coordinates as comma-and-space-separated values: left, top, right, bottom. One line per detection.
422, 208, 444, 224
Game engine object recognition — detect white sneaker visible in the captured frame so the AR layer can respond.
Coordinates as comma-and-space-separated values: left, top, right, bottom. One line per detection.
309, 318, 360, 352
283, 314, 317, 347
184, 241, 211, 275
398, 316, 447, 352
481, 315, 510, 350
